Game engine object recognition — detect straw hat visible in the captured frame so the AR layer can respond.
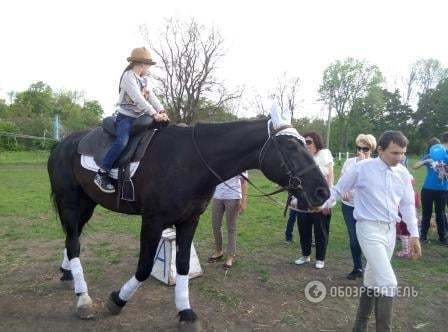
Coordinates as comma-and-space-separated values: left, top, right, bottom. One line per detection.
127, 47, 156, 65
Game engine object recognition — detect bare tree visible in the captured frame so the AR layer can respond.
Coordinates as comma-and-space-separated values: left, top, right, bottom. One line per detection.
403, 58, 448, 106
271, 72, 301, 119
252, 93, 268, 117
140, 18, 241, 124
403, 63, 418, 105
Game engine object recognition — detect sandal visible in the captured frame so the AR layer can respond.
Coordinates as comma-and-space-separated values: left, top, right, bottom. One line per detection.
223, 256, 235, 270
207, 254, 223, 263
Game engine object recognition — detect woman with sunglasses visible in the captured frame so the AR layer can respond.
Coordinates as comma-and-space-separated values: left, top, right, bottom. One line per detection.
294, 132, 333, 269
340, 134, 376, 279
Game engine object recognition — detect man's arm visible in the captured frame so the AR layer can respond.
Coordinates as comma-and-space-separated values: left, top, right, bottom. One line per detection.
399, 175, 419, 238
399, 175, 422, 259
322, 164, 359, 210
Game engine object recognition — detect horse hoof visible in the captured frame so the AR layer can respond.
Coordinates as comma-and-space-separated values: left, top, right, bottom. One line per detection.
178, 320, 202, 332
106, 291, 126, 315
60, 268, 73, 281
77, 304, 95, 320
76, 293, 94, 319
178, 309, 201, 332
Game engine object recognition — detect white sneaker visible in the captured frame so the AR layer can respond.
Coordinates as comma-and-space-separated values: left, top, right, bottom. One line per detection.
294, 256, 310, 265
315, 260, 325, 269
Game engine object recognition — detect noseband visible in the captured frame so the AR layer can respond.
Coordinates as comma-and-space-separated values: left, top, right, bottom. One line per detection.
258, 121, 318, 195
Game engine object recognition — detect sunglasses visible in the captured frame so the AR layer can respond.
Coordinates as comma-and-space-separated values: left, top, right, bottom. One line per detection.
356, 146, 370, 152
305, 139, 314, 145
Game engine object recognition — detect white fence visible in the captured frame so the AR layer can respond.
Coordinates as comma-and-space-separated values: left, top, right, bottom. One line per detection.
336, 152, 355, 161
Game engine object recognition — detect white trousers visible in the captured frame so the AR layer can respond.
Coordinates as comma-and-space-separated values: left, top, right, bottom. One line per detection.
356, 220, 397, 297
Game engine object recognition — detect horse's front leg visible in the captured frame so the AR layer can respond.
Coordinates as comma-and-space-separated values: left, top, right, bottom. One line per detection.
106, 217, 163, 315
175, 218, 201, 332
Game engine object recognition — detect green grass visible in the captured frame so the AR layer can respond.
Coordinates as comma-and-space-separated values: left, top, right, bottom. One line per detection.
0, 150, 50, 165
0, 151, 446, 330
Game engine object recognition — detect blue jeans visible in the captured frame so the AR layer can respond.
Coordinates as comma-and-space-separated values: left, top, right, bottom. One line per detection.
285, 209, 298, 241
341, 203, 363, 271
100, 113, 135, 171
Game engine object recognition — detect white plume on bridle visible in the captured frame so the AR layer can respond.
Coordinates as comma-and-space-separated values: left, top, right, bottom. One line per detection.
268, 101, 305, 145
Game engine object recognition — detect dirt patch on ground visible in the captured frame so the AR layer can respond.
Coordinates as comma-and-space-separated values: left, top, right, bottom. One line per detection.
0, 232, 446, 331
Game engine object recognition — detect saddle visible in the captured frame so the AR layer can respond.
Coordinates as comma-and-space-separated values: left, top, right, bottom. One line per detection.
78, 114, 160, 201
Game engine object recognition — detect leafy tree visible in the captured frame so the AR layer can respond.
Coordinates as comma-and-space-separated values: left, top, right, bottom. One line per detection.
9, 81, 54, 117
83, 100, 103, 118
0, 82, 103, 148
293, 117, 326, 142
319, 58, 383, 149
0, 99, 8, 115
413, 79, 448, 150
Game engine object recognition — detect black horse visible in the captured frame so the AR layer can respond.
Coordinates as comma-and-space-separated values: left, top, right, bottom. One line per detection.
47, 117, 329, 329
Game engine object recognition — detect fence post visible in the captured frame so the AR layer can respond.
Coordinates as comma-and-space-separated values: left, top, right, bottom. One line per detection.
53, 114, 60, 141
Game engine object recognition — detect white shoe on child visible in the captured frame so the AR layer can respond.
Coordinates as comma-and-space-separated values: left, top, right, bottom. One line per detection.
315, 260, 325, 269
294, 256, 310, 265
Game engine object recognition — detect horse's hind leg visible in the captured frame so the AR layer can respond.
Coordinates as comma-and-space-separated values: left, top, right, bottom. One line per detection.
57, 194, 95, 319
59, 194, 96, 282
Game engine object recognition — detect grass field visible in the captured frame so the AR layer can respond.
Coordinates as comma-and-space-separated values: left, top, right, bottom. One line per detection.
0, 150, 447, 331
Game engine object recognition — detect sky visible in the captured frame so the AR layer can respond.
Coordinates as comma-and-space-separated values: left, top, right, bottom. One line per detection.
1, 0, 447, 119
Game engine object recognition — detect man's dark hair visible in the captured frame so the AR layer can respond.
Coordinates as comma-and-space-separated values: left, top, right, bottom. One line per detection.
304, 131, 325, 151
378, 130, 408, 150
441, 132, 448, 144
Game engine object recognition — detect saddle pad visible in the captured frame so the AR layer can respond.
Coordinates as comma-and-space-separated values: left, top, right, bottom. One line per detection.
80, 155, 140, 180
78, 127, 157, 167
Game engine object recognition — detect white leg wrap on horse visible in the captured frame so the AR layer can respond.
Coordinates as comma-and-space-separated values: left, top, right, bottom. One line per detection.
118, 276, 142, 301
61, 249, 70, 270
70, 258, 88, 294
175, 274, 190, 311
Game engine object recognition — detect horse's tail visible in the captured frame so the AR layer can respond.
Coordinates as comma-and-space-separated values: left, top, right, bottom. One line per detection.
47, 141, 67, 235
50, 188, 67, 234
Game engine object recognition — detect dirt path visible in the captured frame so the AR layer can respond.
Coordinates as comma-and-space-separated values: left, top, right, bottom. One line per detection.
0, 232, 444, 331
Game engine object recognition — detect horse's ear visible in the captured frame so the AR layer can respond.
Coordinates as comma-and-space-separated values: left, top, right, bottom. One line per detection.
270, 102, 281, 128
270, 101, 291, 129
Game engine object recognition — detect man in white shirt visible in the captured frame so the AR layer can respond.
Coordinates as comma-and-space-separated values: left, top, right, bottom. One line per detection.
321, 130, 422, 331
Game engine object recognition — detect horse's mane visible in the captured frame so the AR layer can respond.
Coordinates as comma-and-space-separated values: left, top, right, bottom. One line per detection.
164, 118, 268, 139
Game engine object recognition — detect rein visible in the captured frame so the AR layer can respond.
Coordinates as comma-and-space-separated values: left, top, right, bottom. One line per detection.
191, 122, 320, 214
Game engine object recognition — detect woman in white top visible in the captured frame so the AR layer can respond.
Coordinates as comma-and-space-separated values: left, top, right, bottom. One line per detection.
208, 172, 248, 269
294, 132, 333, 269
340, 134, 376, 280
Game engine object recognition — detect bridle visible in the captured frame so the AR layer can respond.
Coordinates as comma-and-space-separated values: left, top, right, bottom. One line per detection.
191, 120, 320, 212
258, 122, 318, 194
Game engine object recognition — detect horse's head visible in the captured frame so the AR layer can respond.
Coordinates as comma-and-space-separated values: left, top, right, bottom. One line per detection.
259, 104, 330, 210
